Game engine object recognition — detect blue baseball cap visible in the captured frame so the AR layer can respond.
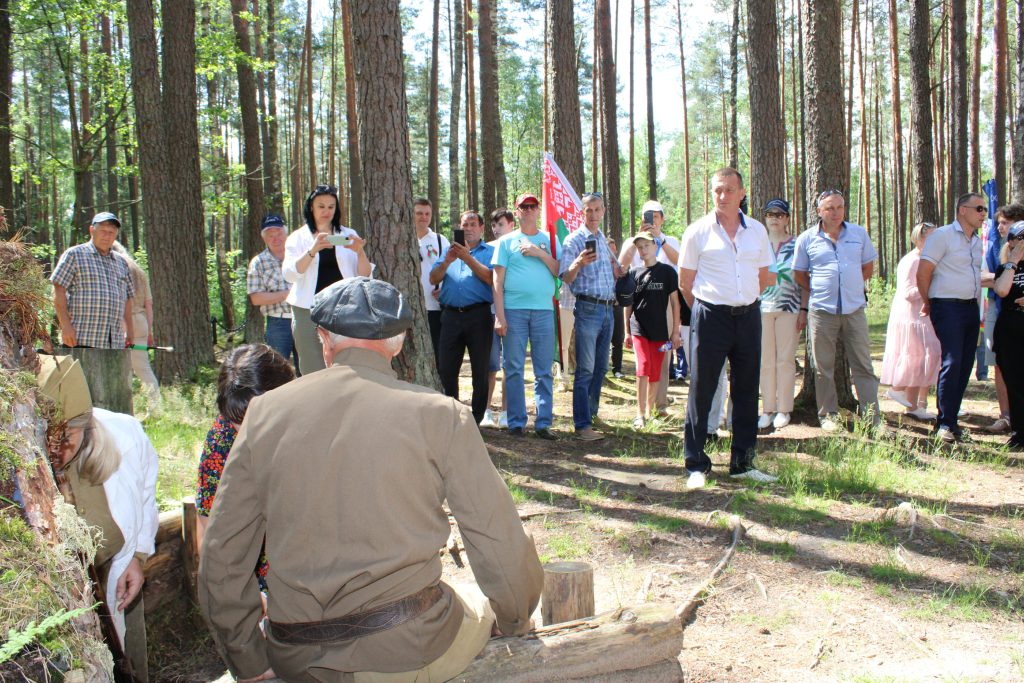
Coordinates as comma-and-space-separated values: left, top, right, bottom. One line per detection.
261, 214, 287, 231
763, 199, 790, 215
91, 211, 121, 228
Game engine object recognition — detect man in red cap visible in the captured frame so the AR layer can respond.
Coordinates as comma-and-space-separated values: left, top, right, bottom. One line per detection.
492, 192, 561, 438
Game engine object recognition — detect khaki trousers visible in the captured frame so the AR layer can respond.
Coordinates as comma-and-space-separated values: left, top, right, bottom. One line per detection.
353, 584, 495, 683
760, 311, 799, 413
292, 305, 327, 375
557, 306, 575, 375
808, 308, 879, 418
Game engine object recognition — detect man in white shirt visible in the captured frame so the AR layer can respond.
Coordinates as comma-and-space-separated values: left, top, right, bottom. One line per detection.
415, 198, 450, 369
678, 168, 776, 488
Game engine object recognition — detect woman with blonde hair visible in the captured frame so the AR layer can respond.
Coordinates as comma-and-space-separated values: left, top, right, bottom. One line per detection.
111, 241, 159, 402
36, 355, 159, 681
880, 222, 941, 420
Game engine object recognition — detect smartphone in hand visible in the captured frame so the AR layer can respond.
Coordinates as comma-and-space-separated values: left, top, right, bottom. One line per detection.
326, 234, 353, 247
585, 238, 597, 254
642, 210, 655, 226
453, 229, 466, 246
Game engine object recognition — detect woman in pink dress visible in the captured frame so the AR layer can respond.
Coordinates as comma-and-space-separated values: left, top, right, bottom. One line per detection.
881, 222, 941, 420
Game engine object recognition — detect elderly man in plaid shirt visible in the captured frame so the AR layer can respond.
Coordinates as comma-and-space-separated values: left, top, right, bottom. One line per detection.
247, 214, 297, 368
52, 212, 135, 350
559, 192, 625, 441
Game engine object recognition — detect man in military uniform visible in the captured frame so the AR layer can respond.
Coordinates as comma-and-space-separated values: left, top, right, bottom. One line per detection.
198, 277, 543, 683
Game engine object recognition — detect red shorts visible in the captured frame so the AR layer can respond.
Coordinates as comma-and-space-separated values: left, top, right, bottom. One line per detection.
632, 336, 667, 379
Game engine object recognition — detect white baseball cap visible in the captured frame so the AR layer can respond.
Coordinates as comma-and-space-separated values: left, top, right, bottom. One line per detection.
641, 200, 664, 215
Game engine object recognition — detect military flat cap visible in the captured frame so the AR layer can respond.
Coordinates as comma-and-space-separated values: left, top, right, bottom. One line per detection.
311, 277, 413, 339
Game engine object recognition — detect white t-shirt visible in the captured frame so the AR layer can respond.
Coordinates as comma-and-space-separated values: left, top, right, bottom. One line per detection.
419, 230, 450, 312
679, 212, 772, 307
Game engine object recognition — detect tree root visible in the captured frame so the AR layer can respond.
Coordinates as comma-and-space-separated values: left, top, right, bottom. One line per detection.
676, 514, 746, 627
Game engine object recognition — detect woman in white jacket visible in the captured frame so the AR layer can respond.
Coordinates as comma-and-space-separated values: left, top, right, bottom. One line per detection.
37, 355, 159, 682
283, 184, 372, 374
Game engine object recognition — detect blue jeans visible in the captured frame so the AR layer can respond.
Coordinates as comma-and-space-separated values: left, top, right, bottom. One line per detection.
572, 299, 614, 430
929, 299, 980, 431
503, 308, 556, 430
265, 315, 298, 369
489, 329, 503, 372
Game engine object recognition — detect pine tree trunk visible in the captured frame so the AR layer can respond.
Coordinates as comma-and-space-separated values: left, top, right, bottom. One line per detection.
478, 0, 506, 218
628, 0, 636, 231
547, 0, 585, 193
728, 0, 739, 171
947, 0, 969, 198
888, 0, 907, 248
427, 0, 441, 226
643, 0, 656, 197
463, 0, 479, 212
0, 0, 11, 234
265, 0, 285, 215
596, 0, 622, 244
341, 0, 364, 230
128, 0, 213, 380
100, 14, 119, 214
1013, 0, 1024, 199
350, 0, 440, 389
675, 0, 691, 226
746, 0, 786, 215
448, 0, 463, 228
796, 0, 856, 415
994, 0, 1008, 202
909, 0, 939, 223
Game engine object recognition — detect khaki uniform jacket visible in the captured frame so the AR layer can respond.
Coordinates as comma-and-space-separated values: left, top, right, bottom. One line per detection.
198, 348, 543, 681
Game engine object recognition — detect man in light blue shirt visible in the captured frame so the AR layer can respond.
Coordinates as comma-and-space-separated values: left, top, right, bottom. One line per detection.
493, 193, 562, 439
430, 210, 495, 423
793, 190, 880, 431
559, 192, 624, 441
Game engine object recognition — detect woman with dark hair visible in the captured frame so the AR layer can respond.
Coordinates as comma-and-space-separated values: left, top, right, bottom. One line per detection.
282, 184, 372, 374
992, 222, 1024, 449
195, 344, 296, 590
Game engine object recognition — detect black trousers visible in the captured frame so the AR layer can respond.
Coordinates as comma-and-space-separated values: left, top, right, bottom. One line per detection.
427, 309, 442, 370
684, 300, 761, 474
995, 313, 1024, 446
610, 303, 624, 373
438, 306, 493, 423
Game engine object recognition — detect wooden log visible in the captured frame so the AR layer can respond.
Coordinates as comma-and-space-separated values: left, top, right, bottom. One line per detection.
68, 347, 133, 415
182, 498, 200, 604
541, 561, 595, 625
143, 534, 184, 612
456, 603, 683, 682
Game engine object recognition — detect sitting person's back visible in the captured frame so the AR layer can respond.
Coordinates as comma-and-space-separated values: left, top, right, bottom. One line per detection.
198, 277, 543, 683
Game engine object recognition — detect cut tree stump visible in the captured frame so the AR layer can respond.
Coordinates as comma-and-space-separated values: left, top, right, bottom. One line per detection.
541, 561, 595, 625
455, 603, 683, 682
68, 347, 133, 415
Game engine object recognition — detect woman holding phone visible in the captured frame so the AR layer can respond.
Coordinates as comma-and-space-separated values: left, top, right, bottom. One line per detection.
283, 184, 372, 374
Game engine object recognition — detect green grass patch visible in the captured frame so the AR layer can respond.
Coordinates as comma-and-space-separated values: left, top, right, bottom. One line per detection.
867, 556, 924, 587
845, 519, 898, 546
568, 478, 611, 514
542, 531, 593, 561
907, 583, 1014, 622
823, 569, 865, 588
747, 539, 796, 561
507, 483, 529, 504
638, 513, 689, 534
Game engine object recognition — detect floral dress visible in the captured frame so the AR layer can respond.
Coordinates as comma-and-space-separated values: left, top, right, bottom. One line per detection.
196, 414, 269, 591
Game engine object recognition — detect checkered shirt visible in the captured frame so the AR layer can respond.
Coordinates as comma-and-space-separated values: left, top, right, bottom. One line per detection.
50, 242, 135, 348
247, 249, 292, 318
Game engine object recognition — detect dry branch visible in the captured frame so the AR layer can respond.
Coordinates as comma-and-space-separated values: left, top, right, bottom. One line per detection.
676, 515, 746, 627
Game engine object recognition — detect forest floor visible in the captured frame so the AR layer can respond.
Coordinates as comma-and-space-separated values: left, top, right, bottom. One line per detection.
140, 328, 1024, 683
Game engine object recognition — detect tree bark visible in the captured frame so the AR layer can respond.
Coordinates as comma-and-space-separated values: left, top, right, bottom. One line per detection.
888, 0, 907, 250
1014, 0, 1024, 199
548, 0, 585, 193
427, 0, 441, 225
341, 0, 365, 230
478, 0, 507, 217
128, 0, 213, 380
0, 0, 11, 234
596, 0, 622, 244
643, 0, 656, 197
230, 0, 268, 342
970, 0, 983, 192
448, 0, 464, 227
264, 0, 285, 214
746, 0, 786, 215
463, 0, 479, 212
908, 0, 939, 223
728, 0, 740, 171
994, 0, 1008, 203
350, 0, 440, 389
675, 0, 691, 226
949, 0, 969, 197
797, 0, 856, 414
100, 14, 119, 214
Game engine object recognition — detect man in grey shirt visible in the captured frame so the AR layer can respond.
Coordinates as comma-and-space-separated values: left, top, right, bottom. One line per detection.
917, 192, 986, 442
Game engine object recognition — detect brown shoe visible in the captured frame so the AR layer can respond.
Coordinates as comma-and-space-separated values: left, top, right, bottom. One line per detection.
576, 427, 604, 442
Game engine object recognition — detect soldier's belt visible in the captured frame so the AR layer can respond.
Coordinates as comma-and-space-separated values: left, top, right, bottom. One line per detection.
268, 584, 444, 645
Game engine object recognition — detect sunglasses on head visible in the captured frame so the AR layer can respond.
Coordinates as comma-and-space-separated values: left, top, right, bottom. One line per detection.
307, 185, 338, 202
817, 189, 844, 204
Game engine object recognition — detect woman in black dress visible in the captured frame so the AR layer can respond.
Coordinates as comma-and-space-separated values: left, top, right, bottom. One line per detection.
992, 221, 1024, 449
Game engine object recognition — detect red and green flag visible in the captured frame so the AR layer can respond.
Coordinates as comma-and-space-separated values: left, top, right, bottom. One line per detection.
541, 152, 584, 368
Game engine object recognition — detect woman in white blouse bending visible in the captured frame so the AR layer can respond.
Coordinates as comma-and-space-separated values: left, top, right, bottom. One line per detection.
283, 184, 372, 374
37, 355, 159, 681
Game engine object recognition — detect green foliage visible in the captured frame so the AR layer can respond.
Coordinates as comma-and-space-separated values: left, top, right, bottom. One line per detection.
0, 605, 95, 665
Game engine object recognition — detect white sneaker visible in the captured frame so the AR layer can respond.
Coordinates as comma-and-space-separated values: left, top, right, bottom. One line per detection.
757, 413, 774, 430
907, 407, 936, 421
498, 411, 509, 429
730, 469, 778, 483
479, 409, 497, 428
686, 471, 706, 489
958, 407, 967, 417
885, 389, 914, 408
820, 415, 843, 433
773, 412, 791, 429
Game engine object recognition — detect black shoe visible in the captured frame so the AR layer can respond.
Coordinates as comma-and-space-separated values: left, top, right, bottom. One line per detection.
535, 428, 558, 441
508, 427, 525, 437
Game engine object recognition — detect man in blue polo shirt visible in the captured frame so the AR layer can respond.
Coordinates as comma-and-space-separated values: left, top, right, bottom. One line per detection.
793, 190, 880, 432
430, 210, 495, 424
560, 192, 624, 441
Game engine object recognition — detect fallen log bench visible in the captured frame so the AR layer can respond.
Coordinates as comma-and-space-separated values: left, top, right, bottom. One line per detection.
455, 603, 684, 682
